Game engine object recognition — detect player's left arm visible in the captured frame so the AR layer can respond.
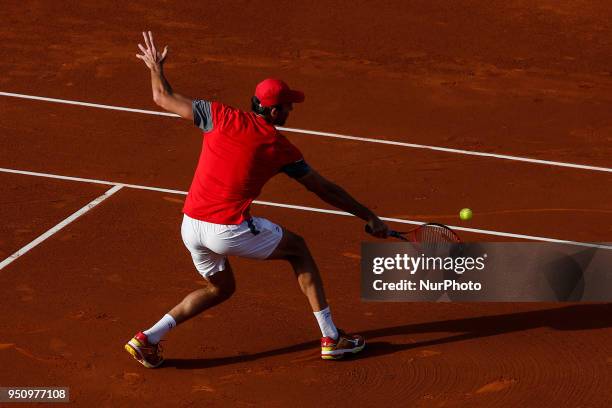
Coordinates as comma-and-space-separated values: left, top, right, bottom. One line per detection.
136, 31, 193, 120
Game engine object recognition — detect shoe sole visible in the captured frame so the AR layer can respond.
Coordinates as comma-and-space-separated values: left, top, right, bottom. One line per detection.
321, 341, 365, 360
124, 340, 164, 369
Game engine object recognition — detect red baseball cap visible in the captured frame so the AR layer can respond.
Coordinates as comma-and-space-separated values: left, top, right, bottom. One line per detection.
254, 78, 305, 107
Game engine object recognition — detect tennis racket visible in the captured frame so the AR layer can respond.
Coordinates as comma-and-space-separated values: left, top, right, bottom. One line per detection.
366, 223, 461, 243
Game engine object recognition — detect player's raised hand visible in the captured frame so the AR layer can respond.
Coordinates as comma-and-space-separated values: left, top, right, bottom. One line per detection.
136, 31, 168, 71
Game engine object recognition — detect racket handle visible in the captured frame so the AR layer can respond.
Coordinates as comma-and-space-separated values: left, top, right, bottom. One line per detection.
366, 225, 394, 238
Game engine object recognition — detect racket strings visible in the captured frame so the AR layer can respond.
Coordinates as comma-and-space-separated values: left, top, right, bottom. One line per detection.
416, 224, 460, 243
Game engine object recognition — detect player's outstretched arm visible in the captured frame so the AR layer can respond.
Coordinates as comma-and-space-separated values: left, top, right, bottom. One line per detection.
136, 31, 193, 120
296, 169, 389, 238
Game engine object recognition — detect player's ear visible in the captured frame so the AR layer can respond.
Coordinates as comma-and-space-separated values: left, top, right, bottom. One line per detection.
269, 106, 279, 119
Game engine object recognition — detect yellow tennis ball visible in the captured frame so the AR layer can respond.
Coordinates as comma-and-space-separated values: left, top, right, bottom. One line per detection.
459, 208, 473, 220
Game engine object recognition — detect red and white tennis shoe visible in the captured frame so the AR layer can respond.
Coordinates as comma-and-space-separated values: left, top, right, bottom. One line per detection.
124, 332, 164, 368
321, 330, 365, 360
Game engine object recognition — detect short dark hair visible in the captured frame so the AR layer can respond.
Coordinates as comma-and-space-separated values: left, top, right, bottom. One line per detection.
251, 96, 280, 116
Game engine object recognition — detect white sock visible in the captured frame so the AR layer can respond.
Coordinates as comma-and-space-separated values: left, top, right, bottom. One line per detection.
143, 314, 176, 344
313, 306, 338, 339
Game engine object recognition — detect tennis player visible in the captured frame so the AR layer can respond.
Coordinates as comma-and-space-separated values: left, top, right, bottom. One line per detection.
125, 31, 389, 368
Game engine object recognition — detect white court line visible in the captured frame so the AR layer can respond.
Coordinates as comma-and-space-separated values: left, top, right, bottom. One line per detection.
254, 200, 612, 250
0, 92, 179, 117
1, 166, 610, 250
276, 127, 612, 174
0, 185, 123, 271
1, 91, 611, 174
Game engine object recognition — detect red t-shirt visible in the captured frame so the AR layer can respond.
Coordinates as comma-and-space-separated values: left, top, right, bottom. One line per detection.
183, 101, 304, 224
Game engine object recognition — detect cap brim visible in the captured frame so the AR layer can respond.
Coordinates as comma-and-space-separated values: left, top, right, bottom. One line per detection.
284, 89, 305, 104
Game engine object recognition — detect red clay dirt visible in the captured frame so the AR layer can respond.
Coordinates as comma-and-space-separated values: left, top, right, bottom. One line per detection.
0, 173, 109, 260
1, 1, 612, 407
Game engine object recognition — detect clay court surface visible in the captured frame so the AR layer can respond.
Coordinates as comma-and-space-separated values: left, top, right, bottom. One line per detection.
1, 1, 612, 406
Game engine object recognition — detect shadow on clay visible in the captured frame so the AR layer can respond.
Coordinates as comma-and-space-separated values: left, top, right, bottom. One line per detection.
163, 303, 612, 369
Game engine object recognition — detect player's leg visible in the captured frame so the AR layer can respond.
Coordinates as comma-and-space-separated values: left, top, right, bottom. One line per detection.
125, 215, 236, 368
267, 228, 328, 312
267, 226, 365, 359
222, 217, 328, 315
168, 260, 235, 324
124, 265, 234, 368
211, 216, 338, 341
124, 263, 235, 369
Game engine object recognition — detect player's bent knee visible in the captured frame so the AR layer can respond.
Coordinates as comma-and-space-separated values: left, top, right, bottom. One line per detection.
207, 268, 236, 299
290, 234, 307, 251
212, 283, 235, 300
285, 231, 308, 254
268, 228, 313, 261
205, 280, 235, 302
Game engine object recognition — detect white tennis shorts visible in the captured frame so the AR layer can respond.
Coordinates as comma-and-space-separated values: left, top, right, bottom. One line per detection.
181, 213, 283, 278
